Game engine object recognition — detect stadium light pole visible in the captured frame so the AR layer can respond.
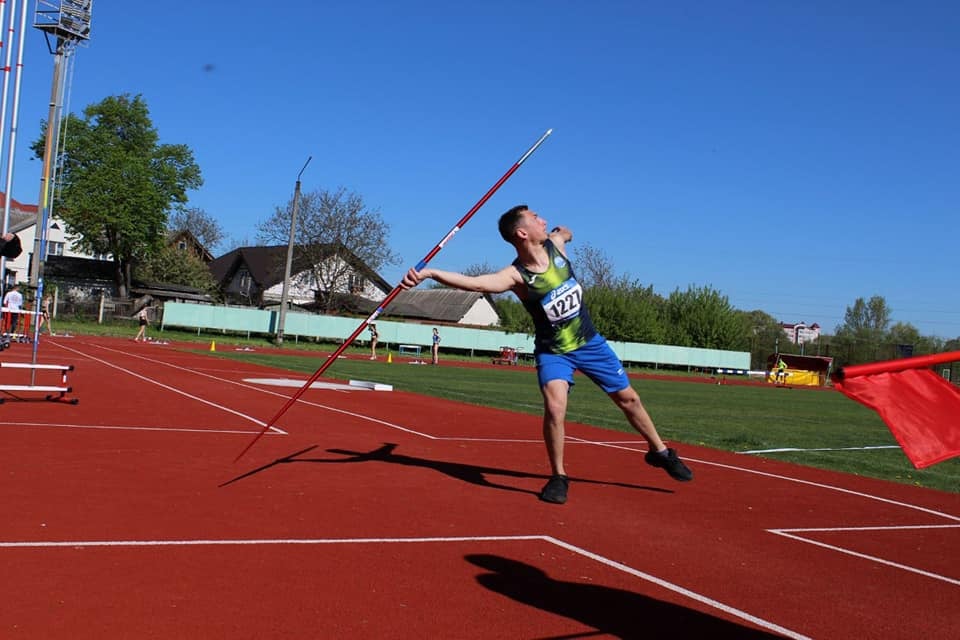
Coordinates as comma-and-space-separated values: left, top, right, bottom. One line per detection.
275, 156, 311, 346
29, 1, 92, 382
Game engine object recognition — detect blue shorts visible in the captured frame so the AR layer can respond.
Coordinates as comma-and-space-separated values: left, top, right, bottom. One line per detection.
535, 334, 630, 393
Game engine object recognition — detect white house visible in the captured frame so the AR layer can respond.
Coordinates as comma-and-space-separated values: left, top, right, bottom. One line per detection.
781, 321, 821, 345
1, 192, 106, 287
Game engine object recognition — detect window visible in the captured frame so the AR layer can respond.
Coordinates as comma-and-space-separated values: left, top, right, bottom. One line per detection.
348, 273, 365, 293
47, 241, 65, 256
238, 268, 252, 294
177, 241, 187, 251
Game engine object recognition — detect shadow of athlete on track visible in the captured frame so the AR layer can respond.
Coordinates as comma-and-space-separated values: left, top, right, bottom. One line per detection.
221, 442, 672, 498
466, 554, 788, 640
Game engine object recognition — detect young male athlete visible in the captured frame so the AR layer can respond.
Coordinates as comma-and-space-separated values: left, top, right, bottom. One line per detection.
401, 205, 692, 504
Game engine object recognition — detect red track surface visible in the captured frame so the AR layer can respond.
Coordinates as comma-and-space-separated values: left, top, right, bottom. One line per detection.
1, 336, 957, 639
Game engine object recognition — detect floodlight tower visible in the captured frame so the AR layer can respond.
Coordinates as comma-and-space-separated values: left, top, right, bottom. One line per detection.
28, 1, 92, 375
31, 1, 92, 288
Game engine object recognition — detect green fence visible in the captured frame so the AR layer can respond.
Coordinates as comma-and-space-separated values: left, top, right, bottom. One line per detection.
160, 301, 750, 370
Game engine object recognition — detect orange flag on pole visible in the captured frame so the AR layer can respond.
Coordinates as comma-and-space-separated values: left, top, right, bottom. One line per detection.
832, 351, 960, 469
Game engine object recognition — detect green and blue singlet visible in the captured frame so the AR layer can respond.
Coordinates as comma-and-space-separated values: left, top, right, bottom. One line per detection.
513, 240, 597, 355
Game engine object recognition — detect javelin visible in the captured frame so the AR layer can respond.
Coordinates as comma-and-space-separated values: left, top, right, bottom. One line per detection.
234, 128, 553, 462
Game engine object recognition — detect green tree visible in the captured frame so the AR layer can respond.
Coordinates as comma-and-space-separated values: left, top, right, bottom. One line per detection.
495, 297, 534, 333
662, 285, 742, 349
33, 94, 202, 298
585, 282, 666, 344
833, 295, 892, 364
736, 309, 785, 369
134, 245, 220, 296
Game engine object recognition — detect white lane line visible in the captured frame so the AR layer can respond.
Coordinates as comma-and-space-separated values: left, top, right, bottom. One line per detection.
83, 341, 435, 439
47, 341, 286, 435
767, 527, 960, 586
740, 445, 900, 454
569, 433, 959, 523
0, 534, 811, 639
0, 421, 262, 435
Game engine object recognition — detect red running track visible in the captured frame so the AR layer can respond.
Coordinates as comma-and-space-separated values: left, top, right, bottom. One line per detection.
0, 336, 957, 639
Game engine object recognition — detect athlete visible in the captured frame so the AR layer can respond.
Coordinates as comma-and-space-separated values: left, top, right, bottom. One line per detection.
401, 205, 692, 504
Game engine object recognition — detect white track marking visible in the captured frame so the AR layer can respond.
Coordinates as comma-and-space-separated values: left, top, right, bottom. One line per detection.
0, 534, 810, 639
0, 421, 263, 435
542, 536, 812, 639
773, 524, 960, 532
45, 341, 286, 435
768, 527, 960, 586
689, 458, 960, 522
78, 341, 436, 439
566, 436, 959, 523
740, 445, 900, 454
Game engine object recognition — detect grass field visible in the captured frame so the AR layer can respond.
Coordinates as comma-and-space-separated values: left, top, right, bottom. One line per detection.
206, 349, 960, 494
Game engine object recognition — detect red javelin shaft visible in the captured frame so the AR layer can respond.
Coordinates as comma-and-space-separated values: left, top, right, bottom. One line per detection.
234, 128, 553, 462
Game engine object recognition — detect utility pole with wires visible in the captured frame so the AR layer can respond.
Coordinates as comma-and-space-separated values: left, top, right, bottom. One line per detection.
275, 156, 312, 347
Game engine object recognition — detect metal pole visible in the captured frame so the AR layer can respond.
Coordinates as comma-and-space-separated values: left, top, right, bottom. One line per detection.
28, 35, 66, 384
0, 0, 13, 294
275, 156, 311, 346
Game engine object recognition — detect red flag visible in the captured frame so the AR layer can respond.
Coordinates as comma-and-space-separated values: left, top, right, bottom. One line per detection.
833, 351, 960, 469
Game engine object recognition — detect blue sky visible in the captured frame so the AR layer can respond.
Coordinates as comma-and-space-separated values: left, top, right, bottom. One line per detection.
6, 1, 959, 338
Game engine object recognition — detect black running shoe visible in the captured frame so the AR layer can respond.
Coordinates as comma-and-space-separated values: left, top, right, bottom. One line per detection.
645, 448, 693, 481
539, 474, 569, 504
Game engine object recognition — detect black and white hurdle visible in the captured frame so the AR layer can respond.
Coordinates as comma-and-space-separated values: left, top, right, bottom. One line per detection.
0, 362, 78, 404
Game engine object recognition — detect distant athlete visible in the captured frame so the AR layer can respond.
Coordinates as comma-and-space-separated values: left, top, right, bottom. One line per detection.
368, 323, 379, 360
134, 306, 150, 342
402, 205, 692, 504
431, 327, 441, 365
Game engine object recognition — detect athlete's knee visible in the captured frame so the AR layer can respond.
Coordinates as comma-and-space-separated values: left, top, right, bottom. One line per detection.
610, 387, 641, 410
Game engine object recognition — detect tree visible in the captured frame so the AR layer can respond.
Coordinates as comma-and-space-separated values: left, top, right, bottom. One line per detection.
736, 309, 785, 369
833, 295, 893, 364
495, 297, 534, 333
134, 245, 220, 296
32, 94, 202, 298
572, 242, 617, 289
257, 186, 399, 312
585, 282, 666, 344
169, 207, 224, 253
662, 285, 742, 349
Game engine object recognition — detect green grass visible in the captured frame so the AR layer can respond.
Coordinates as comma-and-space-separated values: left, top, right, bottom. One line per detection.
202, 349, 959, 494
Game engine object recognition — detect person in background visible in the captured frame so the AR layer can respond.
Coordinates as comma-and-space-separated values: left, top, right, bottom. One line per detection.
431, 327, 441, 365
368, 323, 379, 360
38, 294, 55, 336
2, 283, 23, 335
134, 306, 150, 342
401, 204, 693, 505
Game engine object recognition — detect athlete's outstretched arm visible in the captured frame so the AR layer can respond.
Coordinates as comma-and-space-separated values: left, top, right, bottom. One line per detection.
402, 265, 520, 294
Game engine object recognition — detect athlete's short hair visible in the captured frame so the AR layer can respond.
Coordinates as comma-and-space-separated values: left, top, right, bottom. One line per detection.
498, 204, 528, 243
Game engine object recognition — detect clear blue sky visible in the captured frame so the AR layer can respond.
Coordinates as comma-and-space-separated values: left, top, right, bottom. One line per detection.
7, 1, 959, 338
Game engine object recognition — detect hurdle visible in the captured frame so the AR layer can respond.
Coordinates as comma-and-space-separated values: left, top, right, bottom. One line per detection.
398, 344, 425, 364
1, 307, 41, 344
0, 362, 78, 404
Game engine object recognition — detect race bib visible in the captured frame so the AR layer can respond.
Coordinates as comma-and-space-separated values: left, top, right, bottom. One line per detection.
540, 278, 583, 323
